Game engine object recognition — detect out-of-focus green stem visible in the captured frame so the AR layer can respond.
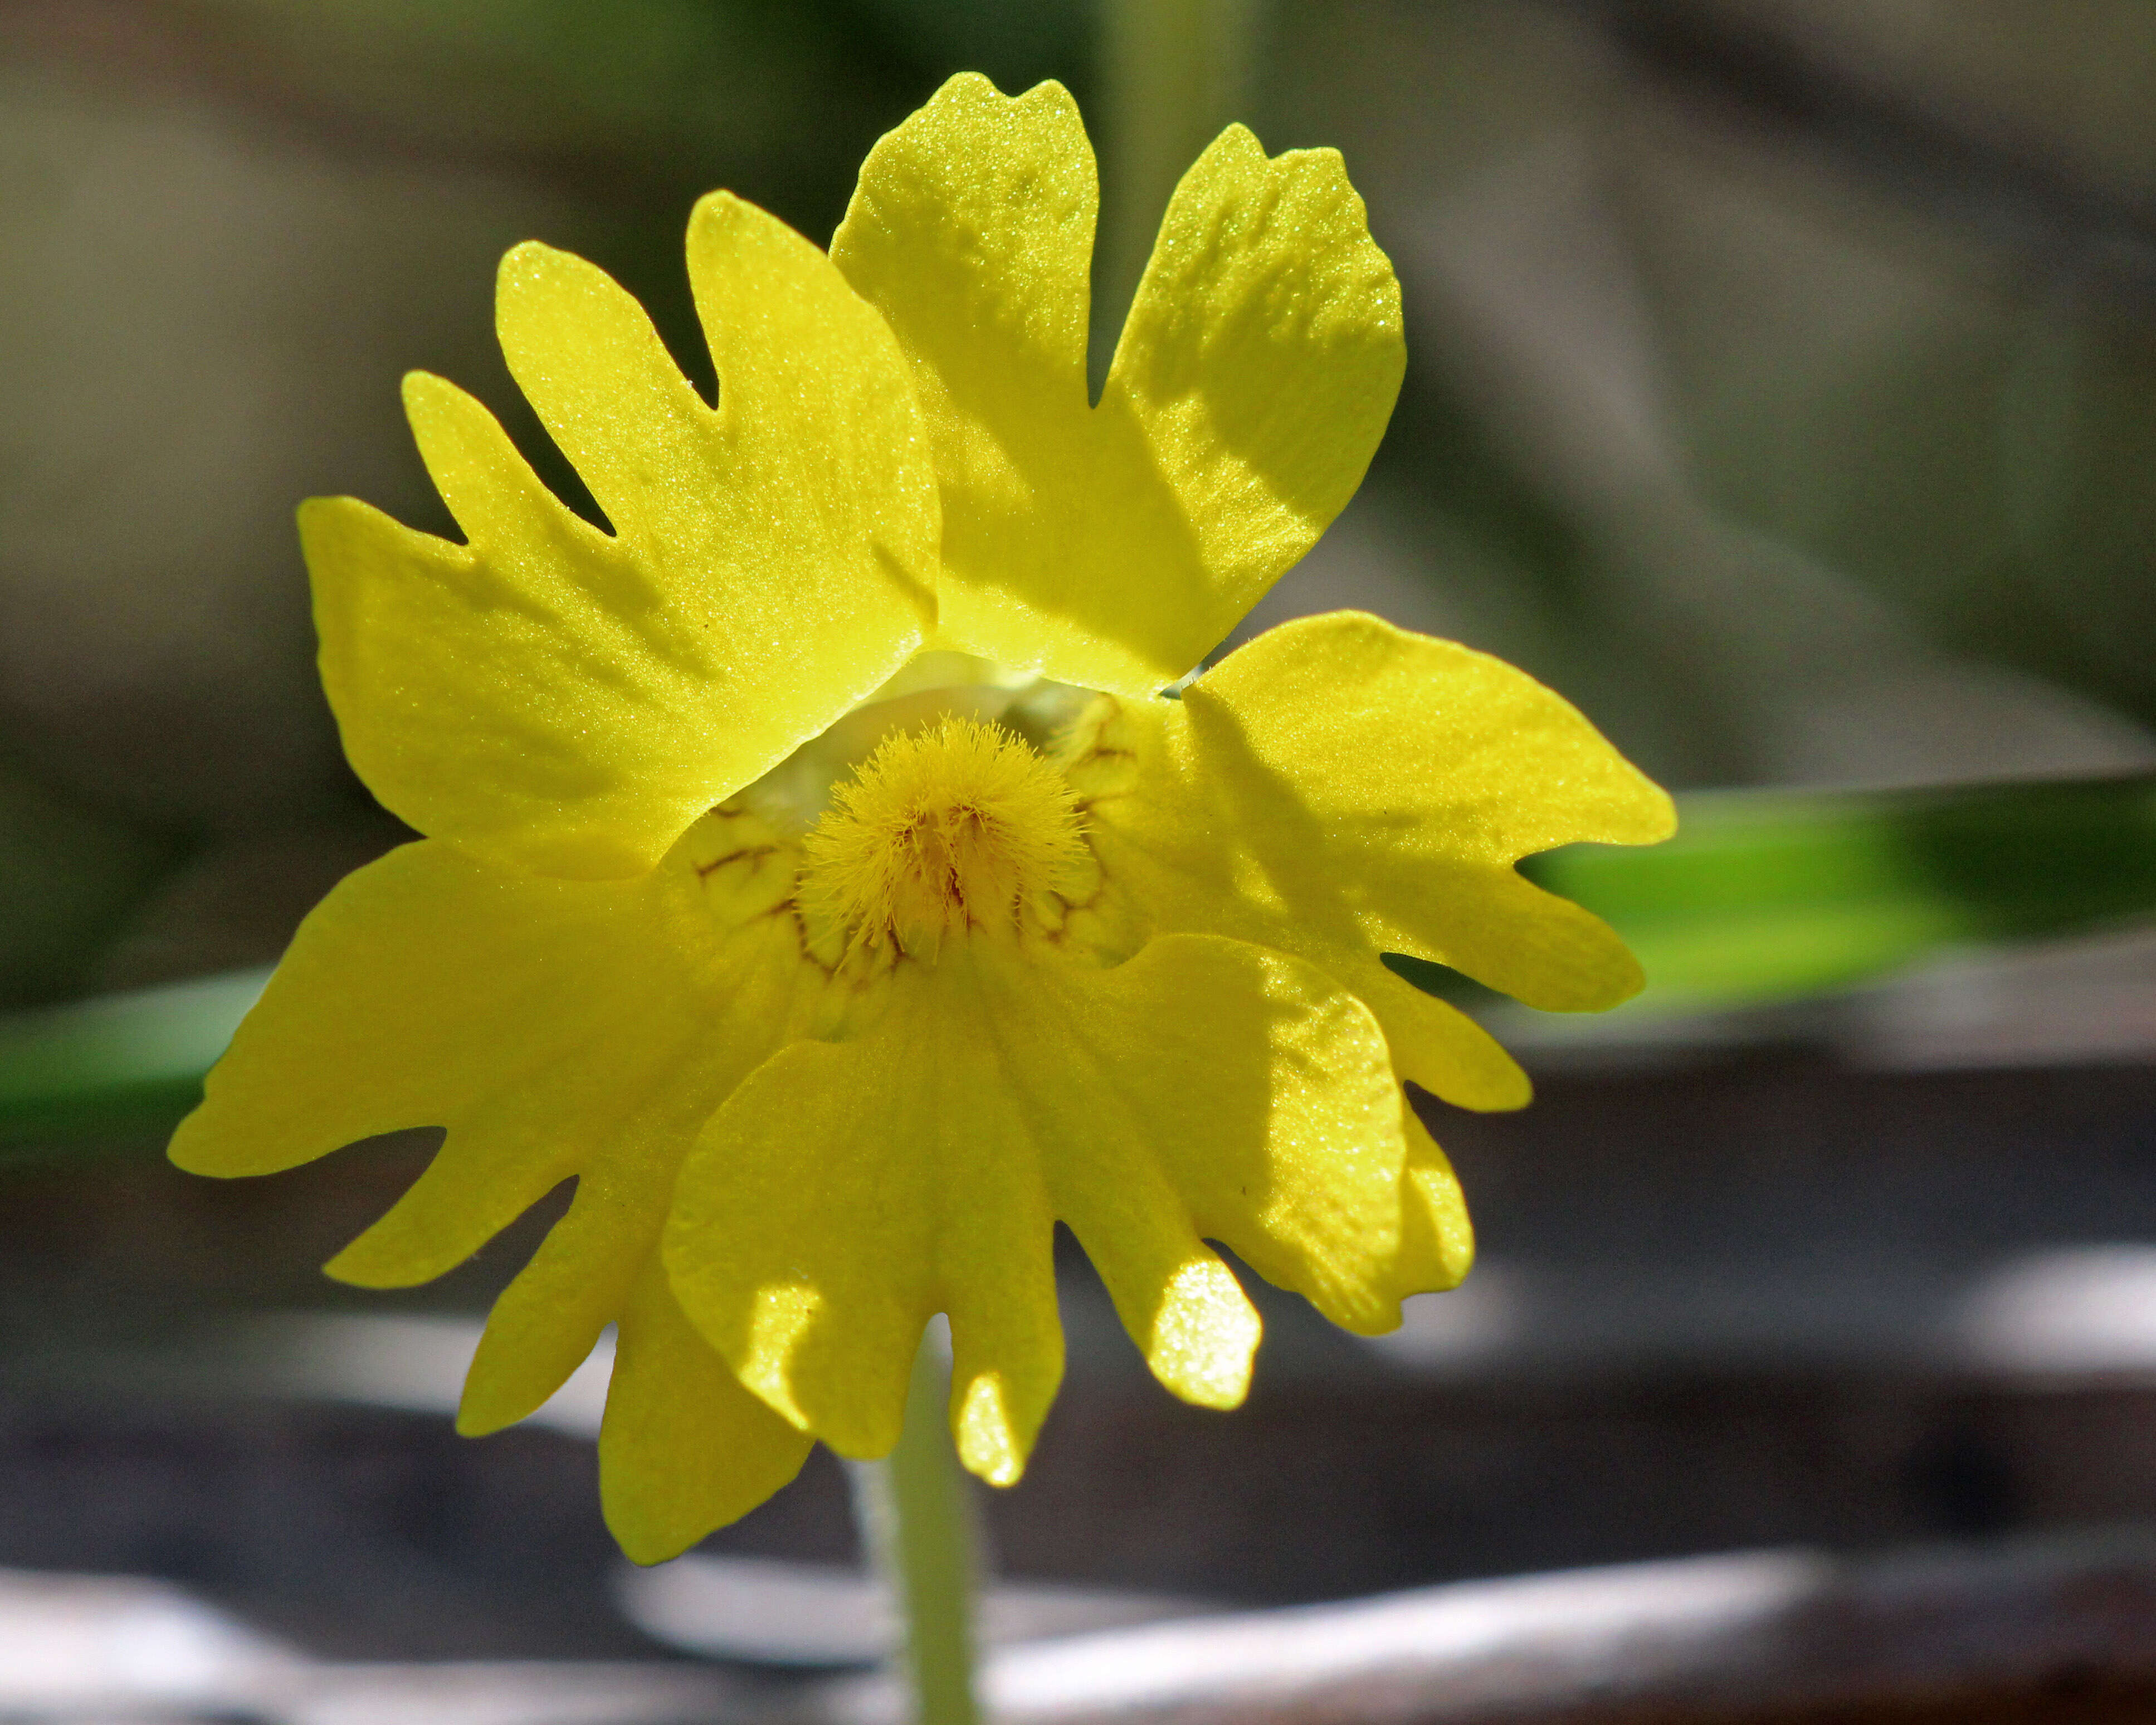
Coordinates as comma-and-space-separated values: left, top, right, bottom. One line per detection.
0, 966, 267, 1149
1096, 0, 1261, 363
856, 1335, 981, 1725
1524, 771, 2156, 1008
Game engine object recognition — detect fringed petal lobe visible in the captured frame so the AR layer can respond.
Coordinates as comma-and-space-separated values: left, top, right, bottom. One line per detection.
456, 1173, 654, 1439
170, 840, 691, 1181
1388, 1108, 1476, 1300
173, 832, 823, 1505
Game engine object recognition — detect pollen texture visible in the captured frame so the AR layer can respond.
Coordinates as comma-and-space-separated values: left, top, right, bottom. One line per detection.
801, 717, 1086, 959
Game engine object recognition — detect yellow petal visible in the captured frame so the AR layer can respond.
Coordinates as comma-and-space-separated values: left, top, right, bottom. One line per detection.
1041, 937, 1408, 1341
1081, 613, 1673, 1106
665, 932, 1407, 1475
832, 75, 1402, 695
456, 1173, 653, 1438
664, 959, 1065, 1480
313, 195, 937, 879
172, 829, 827, 1552
599, 1258, 813, 1566
1355, 962, 1534, 1113
172, 829, 817, 1325
1388, 1109, 1475, 1300
172, 840, 656, 1181
1102, 125, 1406, 665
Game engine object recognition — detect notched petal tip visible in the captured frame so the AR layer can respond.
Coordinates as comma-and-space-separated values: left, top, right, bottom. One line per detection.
924, 67, 1072, 117
1573, 930, 1650, 1011
611, 1515, 695, 1571
946, 1271, 1065, 1487
1625, 782, 1682, 848
954, 1376, 1028, 1487
398, 366, 458, 418
451, 1398, 516, 1440
321, 1232, 438, 1291
601, 1264, 816, 1563
294, 490, 362, 536
1147, 1255, 1261, 1409
1386, 1113, 1477, 1302
682, 184, 788, 266
165, 1107, 279, 1180
295, 493, 412, 605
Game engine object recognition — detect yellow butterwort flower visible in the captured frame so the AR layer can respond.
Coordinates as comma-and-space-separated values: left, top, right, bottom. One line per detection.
170, 75, 1673, 1563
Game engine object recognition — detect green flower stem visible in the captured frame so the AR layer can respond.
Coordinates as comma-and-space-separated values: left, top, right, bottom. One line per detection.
855, 1333, 982, 1725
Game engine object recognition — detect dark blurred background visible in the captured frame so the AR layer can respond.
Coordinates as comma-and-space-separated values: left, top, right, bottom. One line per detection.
10, 0, 2156, 1011
7, 4, 2156, 1719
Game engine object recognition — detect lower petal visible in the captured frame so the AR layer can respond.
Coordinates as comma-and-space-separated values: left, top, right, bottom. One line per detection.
1006, 935, 1408, 1343
1357, 963, 1531, 1113
171, 840, 705, 1182
599, 1259, 813, 1566
172, 834, 826, 1498
666, 931, 1411, 1468
665, 967, 1065, 1477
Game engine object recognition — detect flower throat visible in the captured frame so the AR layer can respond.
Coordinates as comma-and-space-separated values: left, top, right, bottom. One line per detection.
800, 717, 1086, 961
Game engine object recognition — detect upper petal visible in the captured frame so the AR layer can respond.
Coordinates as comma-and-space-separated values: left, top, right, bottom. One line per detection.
313, 195, 938, 879
1098, 125, 1405, 667
831, 74, 1402, 695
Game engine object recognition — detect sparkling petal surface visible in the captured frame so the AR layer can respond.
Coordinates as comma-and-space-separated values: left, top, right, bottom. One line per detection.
663, 932, 1408, 1482
311, 194, 938, 879
832, 74, 1402, 695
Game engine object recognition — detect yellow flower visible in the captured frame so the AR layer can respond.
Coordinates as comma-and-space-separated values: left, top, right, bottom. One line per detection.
170, 75, 1673, 1563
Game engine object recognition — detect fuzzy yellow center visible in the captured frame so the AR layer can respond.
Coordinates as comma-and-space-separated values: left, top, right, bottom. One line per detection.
800, 717, 1086, 960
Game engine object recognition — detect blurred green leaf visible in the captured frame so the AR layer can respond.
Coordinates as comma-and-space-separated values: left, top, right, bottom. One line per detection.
0, 968, 265, 1149
1521, 771, 2156, 1008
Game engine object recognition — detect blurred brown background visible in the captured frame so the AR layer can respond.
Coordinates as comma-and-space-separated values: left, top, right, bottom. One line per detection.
8, 1, 2156, 1012
6, 5, 2156, 1718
